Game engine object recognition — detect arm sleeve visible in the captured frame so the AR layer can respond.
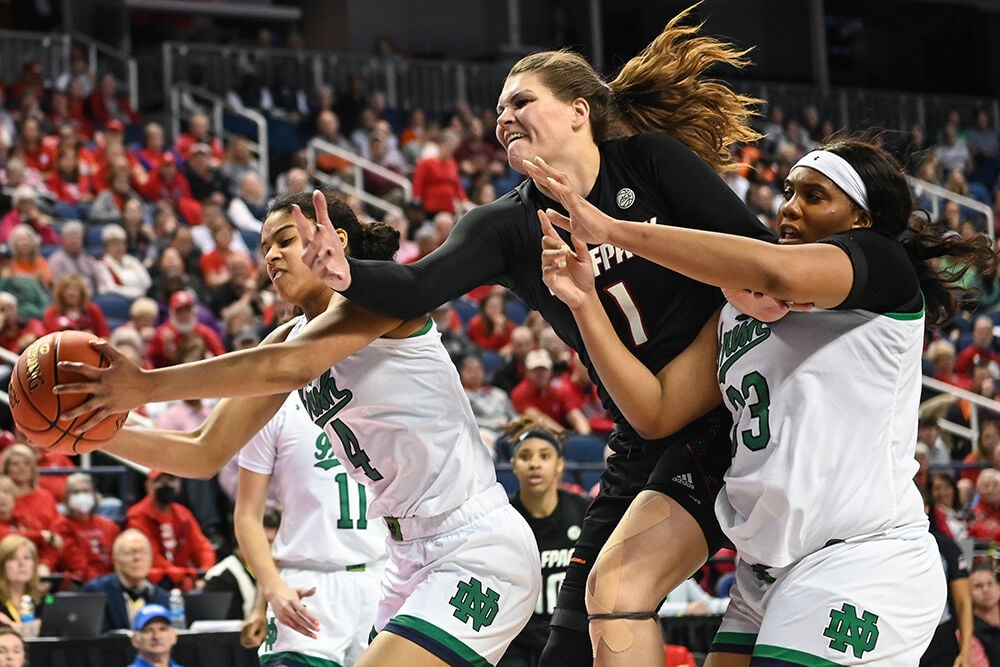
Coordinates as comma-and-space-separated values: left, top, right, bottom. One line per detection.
343, 202, 515, 319
820, 229, 922, 313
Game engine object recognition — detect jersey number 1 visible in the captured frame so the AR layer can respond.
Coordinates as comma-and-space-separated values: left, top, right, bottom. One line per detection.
606, 282, 648, 346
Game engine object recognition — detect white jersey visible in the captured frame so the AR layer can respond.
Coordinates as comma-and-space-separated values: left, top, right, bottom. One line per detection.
293, 317, 498, 519
716, 303, 928, 568
239, 391, 388, 570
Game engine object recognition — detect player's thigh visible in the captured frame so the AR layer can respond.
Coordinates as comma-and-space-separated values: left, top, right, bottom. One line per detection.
704, 653, 751, 667
358, 631, 450, 667
587, 490, 708, 612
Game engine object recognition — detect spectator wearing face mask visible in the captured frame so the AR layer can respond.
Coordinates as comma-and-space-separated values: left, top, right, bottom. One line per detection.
125, 470, 217, 592
57, 473, 120, 582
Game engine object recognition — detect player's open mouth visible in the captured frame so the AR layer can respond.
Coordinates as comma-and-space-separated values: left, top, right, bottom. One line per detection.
506, 132, 525, 147
778, 225, 803, 244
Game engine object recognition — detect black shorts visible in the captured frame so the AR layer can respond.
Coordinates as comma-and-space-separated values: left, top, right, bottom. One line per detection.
600, 404, 733, 553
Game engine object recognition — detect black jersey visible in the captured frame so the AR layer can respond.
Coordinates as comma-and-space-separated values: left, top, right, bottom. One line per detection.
345, 132, 774, 435
507, 490, 590, 651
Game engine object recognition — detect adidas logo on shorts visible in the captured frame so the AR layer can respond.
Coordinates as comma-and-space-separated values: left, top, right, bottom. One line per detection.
671, 473, 695, 489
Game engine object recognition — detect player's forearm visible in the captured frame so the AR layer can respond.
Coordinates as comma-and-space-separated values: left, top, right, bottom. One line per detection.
234, 510, 284, 600
604, 221, 851, 308
103, 427, 222, 479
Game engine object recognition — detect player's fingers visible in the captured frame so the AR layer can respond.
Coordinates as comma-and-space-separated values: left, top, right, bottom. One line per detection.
568, 232, 589, 258
297, 586, 317, 600
291, 204, 315, 246
68, 408, 114, 434
542, 208, 573, 233
54, 362, 103, 381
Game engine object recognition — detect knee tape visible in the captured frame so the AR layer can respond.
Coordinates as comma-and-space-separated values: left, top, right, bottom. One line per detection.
587, 493, 672, 653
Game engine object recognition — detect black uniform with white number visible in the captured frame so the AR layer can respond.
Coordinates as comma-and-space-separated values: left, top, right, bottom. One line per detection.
500, 489, 591, 666
343, 132, 775, 648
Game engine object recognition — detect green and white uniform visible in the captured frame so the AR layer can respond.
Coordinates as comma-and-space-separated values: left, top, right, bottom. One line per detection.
295, 317, 540, 666
240, 391, 388, 667
711, 229, 945, 665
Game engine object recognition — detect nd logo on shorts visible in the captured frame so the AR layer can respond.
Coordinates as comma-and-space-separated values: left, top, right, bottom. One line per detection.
448, 577, 500, 631
264, 616, 278, 652
822, 602, 879, 659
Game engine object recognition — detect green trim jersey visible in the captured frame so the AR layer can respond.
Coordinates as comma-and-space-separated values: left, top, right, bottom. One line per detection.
715, 229, 929, 568
239, 391, 389, 570
293, 316, 498, 520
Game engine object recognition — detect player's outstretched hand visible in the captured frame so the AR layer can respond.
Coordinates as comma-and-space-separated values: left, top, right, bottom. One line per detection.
267, 582, 320, 639
723, 288, 814, 323
52, 340, 146, 431
522, 157, 615, 245
293, 189, 352, 291
539, 210, 593, 310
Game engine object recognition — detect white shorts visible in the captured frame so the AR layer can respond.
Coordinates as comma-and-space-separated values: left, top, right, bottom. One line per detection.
377, 484, 541, 666
259, 564, 386, 667
712, 529, 945, 665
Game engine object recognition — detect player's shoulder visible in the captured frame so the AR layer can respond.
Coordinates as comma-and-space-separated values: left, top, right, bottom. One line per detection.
604, 132, 688, 161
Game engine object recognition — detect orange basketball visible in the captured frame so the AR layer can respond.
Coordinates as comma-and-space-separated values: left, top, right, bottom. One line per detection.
8, 331, 129, 455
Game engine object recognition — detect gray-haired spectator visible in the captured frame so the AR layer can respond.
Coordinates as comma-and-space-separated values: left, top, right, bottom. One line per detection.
47, 220, 103, 297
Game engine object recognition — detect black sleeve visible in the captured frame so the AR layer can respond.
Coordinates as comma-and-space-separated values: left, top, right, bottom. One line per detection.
819, 229, 922, 314
935, 531, 969, 582
626, 133, 776, 242
343, 194, 523, 319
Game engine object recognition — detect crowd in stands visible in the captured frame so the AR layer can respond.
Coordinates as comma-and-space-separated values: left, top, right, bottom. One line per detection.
0, 42, 999, 646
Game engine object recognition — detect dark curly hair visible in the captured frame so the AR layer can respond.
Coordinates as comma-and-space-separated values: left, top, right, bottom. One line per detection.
267, 190, 400, 261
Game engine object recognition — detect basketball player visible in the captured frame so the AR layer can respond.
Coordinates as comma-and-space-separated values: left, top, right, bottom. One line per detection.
236, 389, 389, 667
499, 418, 590, 667
60, 192, 540, 666
538, 140, 996, 664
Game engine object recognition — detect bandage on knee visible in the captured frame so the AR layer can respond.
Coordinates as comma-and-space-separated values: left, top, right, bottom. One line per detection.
587, 493, 673, 653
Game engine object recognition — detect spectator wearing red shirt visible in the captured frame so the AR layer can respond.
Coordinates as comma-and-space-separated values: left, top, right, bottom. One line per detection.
956, 315, 1000, 379
32, 445, 76, 507
511, 349, 591, 435
0, 291, 45, 354
46, 147, 96, 220
147, 290, 225, 368
0, 474, 71, 573
86, 72, 139, 130
136, 153, 202, 226
411, 130, 471, 215
0, 185, 60, 246
125, 470, 216, 591
132, 121, 169, 174
173, 113, 225, 166
198, 222, 255, 291
42, 273, 110, 338
555, 352, 615, 436
1, 446, 70, 570
57, 473, 121, 582
467, 290, 514, 352
11, 117, 52, 177
927, 339, 974, 391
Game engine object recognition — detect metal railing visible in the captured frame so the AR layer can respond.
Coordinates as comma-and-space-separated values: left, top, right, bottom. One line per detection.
168, 82, 269, 188
907, 176, 996, 240
921, 375, 1000, 454
0, 30, 137, 111
305, 137, 411, 219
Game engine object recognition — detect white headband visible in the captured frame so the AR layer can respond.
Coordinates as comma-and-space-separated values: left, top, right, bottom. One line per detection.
792, 150, 869, 212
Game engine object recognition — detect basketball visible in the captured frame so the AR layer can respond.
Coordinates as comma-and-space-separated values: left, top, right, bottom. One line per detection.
8, 331, 129, 455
